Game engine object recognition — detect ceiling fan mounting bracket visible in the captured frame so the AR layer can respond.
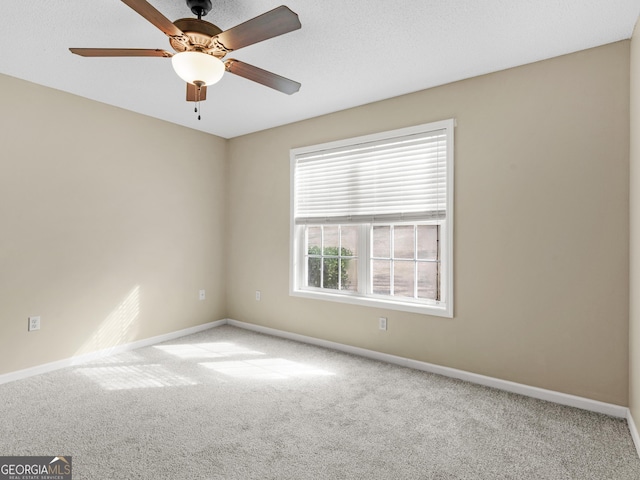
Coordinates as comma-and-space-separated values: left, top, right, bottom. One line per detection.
186, 0, 212, 18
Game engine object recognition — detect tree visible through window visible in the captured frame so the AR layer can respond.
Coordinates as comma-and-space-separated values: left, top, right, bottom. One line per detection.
306, 225, 357, 291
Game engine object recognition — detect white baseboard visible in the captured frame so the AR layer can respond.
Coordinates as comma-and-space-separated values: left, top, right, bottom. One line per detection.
226, 319, 629, 419
628, 411, 640, 458
0, 319, 226, 385
0, 316, 635, 454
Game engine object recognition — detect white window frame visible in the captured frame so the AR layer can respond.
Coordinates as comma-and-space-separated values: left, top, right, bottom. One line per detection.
290, 119, 454, 317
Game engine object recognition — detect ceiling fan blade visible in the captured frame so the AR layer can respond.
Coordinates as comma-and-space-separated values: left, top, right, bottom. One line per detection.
69, 48, 173, 57
225, 59, 300, 95
213, 6, 300, 52
186, 83, 207, 101
121, 0, 186, 39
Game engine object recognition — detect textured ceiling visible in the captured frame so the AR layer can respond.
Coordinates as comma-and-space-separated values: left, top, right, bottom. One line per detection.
1, 1, 639, 138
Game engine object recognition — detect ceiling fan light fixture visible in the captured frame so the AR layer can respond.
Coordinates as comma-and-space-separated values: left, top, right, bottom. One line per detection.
171, 51, 225, 86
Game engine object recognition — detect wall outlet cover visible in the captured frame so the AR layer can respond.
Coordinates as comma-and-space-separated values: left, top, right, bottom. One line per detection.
28, 316, 41, 332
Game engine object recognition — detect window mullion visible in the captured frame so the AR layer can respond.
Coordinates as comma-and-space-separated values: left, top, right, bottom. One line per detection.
414, 225, 418, 299
300, 225, 309, 289
437, 222, 442, 302
338, 225, 342, 291
360, 224, 369, 295
302, 226, 307, 288
320, 226, 325, 289
389, 225, 394, 296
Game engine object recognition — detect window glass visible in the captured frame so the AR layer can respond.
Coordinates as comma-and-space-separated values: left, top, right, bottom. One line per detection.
372, 259, 391, 295
394, 225, 415, 260
417, 262, 438, 300
417, 225, 438, 260
372, 226, 390, 258
341, 226, 358, 292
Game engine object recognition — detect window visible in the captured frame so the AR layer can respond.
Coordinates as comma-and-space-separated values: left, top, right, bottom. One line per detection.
290, 119, 454, 317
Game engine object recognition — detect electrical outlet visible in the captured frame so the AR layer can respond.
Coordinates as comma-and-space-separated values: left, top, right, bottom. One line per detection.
199, 289, 206, 300
255, 290, 261, 301
379, 317, 387, 331
28, 316, 41, 332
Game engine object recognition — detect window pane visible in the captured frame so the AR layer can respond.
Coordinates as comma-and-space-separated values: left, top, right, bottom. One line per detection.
340, 225, 358, 257
308, 226, 322, 255
341, 258, 358, 292
372, 260, 390, 295
307, 257, 321, 287
322, 257, 341, 290
323, 226, 339, 251
394, 225, 415, 259
417, 225, 438, 260
303, 222, 442, 305
393, 260, 415, 298
418, 262, 439, 300
373, 226, 390, 258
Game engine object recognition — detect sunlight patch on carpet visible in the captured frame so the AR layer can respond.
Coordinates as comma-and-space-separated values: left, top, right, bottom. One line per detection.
199, 358, 335, 379
154, 342, 265, 359
76, 364, 198, 390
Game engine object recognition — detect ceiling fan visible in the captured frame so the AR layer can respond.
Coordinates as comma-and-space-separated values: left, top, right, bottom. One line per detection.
70, 0, 301, 118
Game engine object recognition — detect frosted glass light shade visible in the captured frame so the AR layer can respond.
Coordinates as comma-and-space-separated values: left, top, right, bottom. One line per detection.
171, 51, 225, 86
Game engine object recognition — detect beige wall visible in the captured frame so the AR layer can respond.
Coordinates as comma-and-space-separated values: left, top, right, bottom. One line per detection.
0, 40, 633, 408
0, 74, 228, 375
227, 41, 630, 405
630, 19, 640, 433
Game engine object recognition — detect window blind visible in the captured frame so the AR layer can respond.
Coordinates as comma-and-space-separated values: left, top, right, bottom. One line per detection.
294, 129, 447, 225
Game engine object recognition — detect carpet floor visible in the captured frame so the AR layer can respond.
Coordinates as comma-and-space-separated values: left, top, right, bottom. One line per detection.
0, 324, 638, 479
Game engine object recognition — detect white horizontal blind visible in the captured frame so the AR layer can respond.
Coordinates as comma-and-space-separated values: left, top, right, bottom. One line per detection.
294, 128, 447, 224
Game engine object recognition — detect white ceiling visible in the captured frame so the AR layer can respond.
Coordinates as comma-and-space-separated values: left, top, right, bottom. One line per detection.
1, 1, 639, 138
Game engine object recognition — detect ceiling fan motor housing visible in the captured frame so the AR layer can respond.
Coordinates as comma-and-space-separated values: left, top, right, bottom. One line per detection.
186, 0, 213, 17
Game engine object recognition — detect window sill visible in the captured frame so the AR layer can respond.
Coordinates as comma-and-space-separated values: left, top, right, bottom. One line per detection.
290, 288, 452, 318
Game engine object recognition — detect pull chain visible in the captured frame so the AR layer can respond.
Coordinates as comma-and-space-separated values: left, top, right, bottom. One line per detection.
191, 81, 205, 121
196, 84, 202, 120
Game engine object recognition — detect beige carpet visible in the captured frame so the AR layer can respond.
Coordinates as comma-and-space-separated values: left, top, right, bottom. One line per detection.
0, 325, 638, 479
